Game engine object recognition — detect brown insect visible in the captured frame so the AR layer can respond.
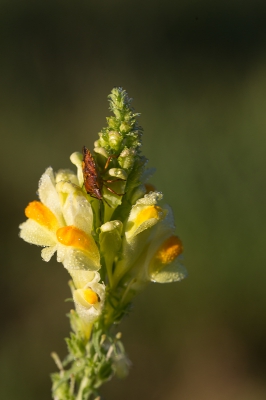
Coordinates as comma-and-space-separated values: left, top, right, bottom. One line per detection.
82, 146, 124, 204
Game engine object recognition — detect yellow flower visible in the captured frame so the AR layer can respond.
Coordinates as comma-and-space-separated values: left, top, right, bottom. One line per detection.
19, 167, 100, 272
148, 234, 185, 283
113, 192, 168, 286
70, 270, 106, 337
130, 205, 187, 284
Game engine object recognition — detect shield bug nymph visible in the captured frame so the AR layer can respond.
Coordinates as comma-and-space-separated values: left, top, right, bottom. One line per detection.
82, 146, 125, 204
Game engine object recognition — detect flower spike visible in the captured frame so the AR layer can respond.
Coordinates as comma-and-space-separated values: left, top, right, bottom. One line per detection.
19, 88, 186, 399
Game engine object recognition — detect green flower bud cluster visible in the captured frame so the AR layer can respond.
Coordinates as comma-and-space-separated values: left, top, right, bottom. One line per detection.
92, 87, 153, 222
94, 87, 143, 173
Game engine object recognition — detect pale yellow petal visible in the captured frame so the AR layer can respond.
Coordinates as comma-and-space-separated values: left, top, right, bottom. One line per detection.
62, 193, 93, 235
61, 247, 100, 272
55, 169, 79, 186
73, 298, 100, 324
38, 167, 64, 226
149, 259, 187, 283
19, 219, 56, 247
41, 245, 57, 262
69, 270, 97, 289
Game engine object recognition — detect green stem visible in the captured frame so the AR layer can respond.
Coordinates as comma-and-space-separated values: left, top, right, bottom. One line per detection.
76, 375, 89, 400
105, 259, 114, 288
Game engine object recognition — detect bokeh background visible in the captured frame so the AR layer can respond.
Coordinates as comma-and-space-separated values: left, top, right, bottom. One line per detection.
1, 1, 266, 399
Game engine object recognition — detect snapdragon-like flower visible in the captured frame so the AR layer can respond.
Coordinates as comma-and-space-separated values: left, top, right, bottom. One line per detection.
19, 167, 103, 330
127, 205, 186, 287
112, 191, 167, 286
19, 87, 186, 400
70, 270, 105, 338
20, 167, 100, 271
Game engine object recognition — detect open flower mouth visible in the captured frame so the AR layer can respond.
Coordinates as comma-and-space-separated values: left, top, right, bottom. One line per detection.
154, 235, 183, 266
83, 288, 100, 305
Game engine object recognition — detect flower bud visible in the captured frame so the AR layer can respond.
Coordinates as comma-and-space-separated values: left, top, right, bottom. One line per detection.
99, 220, 123, 255
118, 147, 136, 171
119, 122, 131, 133
107, 116, 118, 130
70, 152, 83, 187
108, 168, 128, 180
94, 146, 109, 159
108, 131, 123, 151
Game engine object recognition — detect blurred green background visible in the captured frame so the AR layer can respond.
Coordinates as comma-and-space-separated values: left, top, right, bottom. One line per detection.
1, 0, 266, 399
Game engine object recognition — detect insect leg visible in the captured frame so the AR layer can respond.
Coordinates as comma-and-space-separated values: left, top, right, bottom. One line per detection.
103, 197, 112, 207
102, 178, 126, 183
104, 155, 119, 171
103, 183, 124, 196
